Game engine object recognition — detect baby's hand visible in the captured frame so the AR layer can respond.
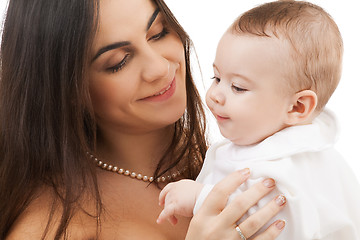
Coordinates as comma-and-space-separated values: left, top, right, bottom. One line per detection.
157, 179, 203, 225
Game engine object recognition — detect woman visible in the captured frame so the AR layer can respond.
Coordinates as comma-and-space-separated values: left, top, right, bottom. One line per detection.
0, 0, 286, 239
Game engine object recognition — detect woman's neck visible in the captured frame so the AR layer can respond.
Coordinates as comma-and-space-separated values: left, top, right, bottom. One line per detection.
94, 125, 173, 175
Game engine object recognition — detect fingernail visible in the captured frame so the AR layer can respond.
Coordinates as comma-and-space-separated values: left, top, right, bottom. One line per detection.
275, 220, 285, 230
275, 195, 286, 206
262, 178, 275, 188
239, 168, 250, 176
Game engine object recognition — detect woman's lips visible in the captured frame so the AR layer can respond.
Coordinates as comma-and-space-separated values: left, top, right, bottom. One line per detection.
141, 78, 176, 102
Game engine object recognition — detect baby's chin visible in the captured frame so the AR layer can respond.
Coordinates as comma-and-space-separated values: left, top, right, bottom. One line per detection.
224, 133, 265, 146
231, 139, 262, 147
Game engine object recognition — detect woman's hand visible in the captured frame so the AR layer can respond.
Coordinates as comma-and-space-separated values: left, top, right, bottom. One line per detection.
185, 169, 286, 240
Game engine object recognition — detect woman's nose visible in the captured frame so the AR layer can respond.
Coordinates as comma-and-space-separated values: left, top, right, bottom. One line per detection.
140, 47, 169, 82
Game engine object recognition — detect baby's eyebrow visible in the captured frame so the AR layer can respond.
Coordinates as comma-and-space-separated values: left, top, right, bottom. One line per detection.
213, 63, 252, 84
232, 72, 252, 84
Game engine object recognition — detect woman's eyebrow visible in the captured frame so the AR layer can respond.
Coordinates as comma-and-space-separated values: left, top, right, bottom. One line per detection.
92, 41, 130, 62
146, 8, 160, 31
92, 8, 160, 62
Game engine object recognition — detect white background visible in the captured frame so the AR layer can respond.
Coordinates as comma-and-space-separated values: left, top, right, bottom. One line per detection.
1, 0, 359, 182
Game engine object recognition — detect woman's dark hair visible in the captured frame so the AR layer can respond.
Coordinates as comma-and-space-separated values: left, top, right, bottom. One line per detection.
153, 0, 207, 183
0, 0, 207, 238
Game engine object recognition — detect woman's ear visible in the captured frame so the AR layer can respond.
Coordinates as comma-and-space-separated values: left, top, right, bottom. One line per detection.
285, 90, 318, 125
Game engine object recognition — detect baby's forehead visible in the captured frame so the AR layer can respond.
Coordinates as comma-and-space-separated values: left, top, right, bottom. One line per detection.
217, 31, 296, 88
222, 30, 293, 59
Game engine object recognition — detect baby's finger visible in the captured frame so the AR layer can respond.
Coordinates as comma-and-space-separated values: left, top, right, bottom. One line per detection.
157, 210, 167, 224
156, 202, 176, 224
168, 215, 178, 226
200, 169, 250, 215
252, 220, 286, 240
158, 183, 173, 206
220, 178, 276, 223
237, 194, 286, 238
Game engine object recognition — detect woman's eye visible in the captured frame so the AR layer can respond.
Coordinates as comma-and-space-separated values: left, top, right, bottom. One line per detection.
211, 76, 220, 83
108, 54, 130, 73
232, 85, 247, 92
149, 27, 170, 41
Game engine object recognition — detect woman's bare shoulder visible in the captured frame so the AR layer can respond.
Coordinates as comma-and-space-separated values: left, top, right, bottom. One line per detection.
6, 189, 58, 239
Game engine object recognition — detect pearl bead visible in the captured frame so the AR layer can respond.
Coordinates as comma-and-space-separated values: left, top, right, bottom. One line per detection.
89, 153, 185, 183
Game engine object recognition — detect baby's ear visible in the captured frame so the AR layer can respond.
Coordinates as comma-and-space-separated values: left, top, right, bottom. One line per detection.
284, 90, 317, 125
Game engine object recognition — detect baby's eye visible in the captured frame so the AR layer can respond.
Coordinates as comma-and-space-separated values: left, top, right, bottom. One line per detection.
232, 85, 247, 92
211, 76, 220, 83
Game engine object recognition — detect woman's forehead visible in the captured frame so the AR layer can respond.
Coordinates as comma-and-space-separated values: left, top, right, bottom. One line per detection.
98, 0, 157, 28
93, 0, 158, 50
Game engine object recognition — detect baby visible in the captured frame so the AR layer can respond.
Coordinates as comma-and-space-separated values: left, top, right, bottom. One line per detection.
157, 1, 360, 239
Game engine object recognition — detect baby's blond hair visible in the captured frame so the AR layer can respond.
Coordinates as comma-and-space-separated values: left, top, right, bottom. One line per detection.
231, 0, 343, 111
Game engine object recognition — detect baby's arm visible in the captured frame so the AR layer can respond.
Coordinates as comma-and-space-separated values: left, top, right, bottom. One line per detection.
157, 179, 204, 225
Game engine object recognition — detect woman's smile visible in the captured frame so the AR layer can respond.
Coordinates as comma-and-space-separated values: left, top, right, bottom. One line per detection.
140, 78, 176, 102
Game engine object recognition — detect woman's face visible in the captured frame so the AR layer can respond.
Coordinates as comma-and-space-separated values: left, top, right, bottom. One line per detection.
89, 0, 187, 134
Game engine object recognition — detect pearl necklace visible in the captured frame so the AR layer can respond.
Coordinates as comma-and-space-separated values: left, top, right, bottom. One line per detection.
88, 153, 187, 183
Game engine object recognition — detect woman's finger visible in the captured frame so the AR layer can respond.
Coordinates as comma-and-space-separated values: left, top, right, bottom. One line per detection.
252, 220, 286, 240
219, 178, 276, 223
200, 169, 250, 215
237, 194, 286, 238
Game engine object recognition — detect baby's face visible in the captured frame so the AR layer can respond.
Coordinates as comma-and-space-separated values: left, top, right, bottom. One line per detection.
206, 32, 293, 145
